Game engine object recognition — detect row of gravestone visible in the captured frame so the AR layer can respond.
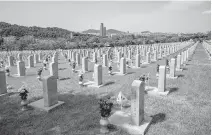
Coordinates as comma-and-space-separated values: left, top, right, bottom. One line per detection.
0, 41, 198, 134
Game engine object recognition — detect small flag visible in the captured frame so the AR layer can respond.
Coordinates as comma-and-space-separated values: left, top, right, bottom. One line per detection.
117, 91, 128, 105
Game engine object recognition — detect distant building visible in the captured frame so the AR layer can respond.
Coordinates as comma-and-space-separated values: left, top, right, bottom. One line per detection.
100, 23, 104, 36
103, 27, 106, 37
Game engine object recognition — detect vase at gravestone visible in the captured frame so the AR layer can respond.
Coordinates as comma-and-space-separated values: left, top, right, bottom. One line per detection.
17, 61, 26, 76
158, 66, 166, 92
0, 71, 7, 95
131, 80, 145, 126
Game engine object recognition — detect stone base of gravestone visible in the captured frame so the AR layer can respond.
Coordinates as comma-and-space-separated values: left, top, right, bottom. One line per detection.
145, 86, 169, 96
108, 109, 152, 135
156, 73, 178, 79
83, 81, 104, 88
176, 68, 183, 71
141, 61, 150, 65
12, 74, 25, 77
0, 93, 9, 97
29, 99, 64, 112
112, 72, 127, 76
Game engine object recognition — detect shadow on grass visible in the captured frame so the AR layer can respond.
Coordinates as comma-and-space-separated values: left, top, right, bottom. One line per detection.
168, 87, 179, 93
150, 113, 166, 124
182, 67, 188, 70
59, 68, 66, 71
59, 77, 71, 81
141, 65, 147, 68
126, 72, 135, 75
104, 81, 115, 86
178, 74, 185, 78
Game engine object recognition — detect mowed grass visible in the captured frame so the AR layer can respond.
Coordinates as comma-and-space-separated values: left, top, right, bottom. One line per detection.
0, 43, 210, 135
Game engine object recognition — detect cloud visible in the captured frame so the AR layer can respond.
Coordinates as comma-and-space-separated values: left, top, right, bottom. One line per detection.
164, 1, 204, 11
202, 10, 211, 14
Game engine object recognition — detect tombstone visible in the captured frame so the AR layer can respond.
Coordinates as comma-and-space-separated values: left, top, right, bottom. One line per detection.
146, 52, 150, 63
0, 71, 7, 95
93, 52, 97, 62
72, 52, 76, 62
18, 53, 23, 61
131, 80, 145, 126
94, 64, 102, 86
28, 55, 34, 68
34, 54, 39, 64
82, 57, 88, 72
117, 51, 121, 62
135, 54, 140, 68
120, 58, 126, 74
38, 53, 42, 62
76, 53, 80, 65
29, 75, 64, 112
103, 54, 108, 67
128, 50, 131, 60
176, 55, 181, 70
158, 66, 166, 92
8, 56, 14, 67
169, 58, 176, 78
17, 61, 26, 76
153, 51, 157, 61
49, 62, 58, 79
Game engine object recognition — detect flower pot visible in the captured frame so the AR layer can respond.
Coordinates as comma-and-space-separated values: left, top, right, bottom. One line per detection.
100, 117, 109, 134
21, 100, 28, 111
6, 72, 10, 76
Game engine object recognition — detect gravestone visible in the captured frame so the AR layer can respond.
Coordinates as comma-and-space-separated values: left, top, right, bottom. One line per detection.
82, 57, 88, 72
0, 71, 7, 95
170, 58, 176, 78
135, 54, 140, 68
76, 53, 80, 65
146, 52, 150, 63
34, 54, 39, 64
28, 55, 34, 68
176, 54, 182, 70
17, 61, 26, 76
131, 80, 145, 126
158, 65, 166, 92
72, 52, 76, 62
120, 57, 126, 74
29, 75, 64, 112
38, 53, 42, 62
94, 64, 102, 86
49, 62, 58, 79
8, 56, 14, 67
93, 52, 97, 62
18, 53, 23, 61
103, 54, 108, 67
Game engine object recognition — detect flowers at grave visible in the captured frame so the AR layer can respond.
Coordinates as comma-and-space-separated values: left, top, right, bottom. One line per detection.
37, 68, 43, 80
156, 64, 160, 73
95, 58, 98, 64
98, 96, 113, 133
18, 85, 29, 111
43, 60, 47, 70
5, 66, 10, 76
70, 61, 76, 72
98, 96, 113, 118
108, 65, 112, 75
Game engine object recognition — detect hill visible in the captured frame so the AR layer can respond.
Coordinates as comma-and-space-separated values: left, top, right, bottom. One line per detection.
82, 29, 125, 34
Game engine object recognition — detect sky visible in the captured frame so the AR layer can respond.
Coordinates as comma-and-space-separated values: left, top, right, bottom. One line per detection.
0, 1, 211, 33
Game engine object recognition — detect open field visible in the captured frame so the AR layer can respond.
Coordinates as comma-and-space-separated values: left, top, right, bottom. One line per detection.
0, 43, 210, 135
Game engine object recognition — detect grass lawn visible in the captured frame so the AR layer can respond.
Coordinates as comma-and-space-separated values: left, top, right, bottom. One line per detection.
0, 43, 210, 135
